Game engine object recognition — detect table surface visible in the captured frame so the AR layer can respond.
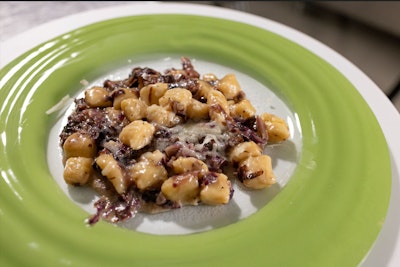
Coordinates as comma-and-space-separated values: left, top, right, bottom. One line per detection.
1, 1, 399, 112
0, 1, 135, 41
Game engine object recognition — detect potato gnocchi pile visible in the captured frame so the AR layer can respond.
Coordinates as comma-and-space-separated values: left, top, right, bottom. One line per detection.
59, 57, 290, 225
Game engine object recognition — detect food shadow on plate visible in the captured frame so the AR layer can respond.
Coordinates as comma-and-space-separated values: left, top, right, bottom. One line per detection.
118, 178, 282, 235
119, 199, 243, 234
67, 184, 97, 205
117, 155, 291, 235
233, 180, 282, 212
266, 139, 299, 167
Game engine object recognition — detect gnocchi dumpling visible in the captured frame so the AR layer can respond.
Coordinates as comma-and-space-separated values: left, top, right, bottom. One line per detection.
260, 113, 290, 143
229, 99, 256, 120
95, 153, 127, 194
63, 157, 93, 186
217, 73, 242, 100
84, 86, 112, 108
158, 88, 192, 115
228, 141, 262, 165
139, 83, 168, 105
63, 132, 96, 159
186, 98, 209, 121
119, 120, 155, 150
170, 156, 209, 177
195, 80, 214, 100
146, 104, 182, 127
130, 150, 168, 190
238, 155, 276, 189
121, 98, 147, 122
112, 88, 138, 110
207, 90, 230, 124
161, 172, 200, 205
200, 173, 231, 205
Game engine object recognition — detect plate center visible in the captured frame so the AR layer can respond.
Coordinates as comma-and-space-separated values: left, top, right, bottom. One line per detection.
47, 56, 302, 235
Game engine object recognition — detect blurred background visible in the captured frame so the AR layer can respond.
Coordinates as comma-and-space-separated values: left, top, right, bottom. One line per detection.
1, 1, 399, 112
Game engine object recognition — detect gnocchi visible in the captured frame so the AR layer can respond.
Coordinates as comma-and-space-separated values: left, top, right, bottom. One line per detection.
120, 98, 147, 122
260, 113, 290, 143
238, 155, 276, 189
95, 153, 127, 194
63, 157, 93, 185
200, 173, 231, 205
130, 150, 168, 190
139, 82, 168, 105
217, 73, 242, 100
112, 88, 139, 110
59, 57, 290, 225
161, 172, 200, 205
119, 120, 155, 150
63, 132, 96, 159
84, 86, 112, 108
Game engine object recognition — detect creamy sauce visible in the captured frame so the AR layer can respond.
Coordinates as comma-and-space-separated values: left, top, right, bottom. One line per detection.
156, 121, 231, 162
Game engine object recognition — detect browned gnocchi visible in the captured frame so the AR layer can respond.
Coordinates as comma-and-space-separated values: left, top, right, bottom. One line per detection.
59, 57, 290, 225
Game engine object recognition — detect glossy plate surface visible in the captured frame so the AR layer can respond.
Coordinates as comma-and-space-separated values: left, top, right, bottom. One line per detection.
0, 12, 391, 267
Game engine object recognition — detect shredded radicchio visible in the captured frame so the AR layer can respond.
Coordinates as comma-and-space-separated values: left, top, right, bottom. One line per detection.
87, 192, 140, 225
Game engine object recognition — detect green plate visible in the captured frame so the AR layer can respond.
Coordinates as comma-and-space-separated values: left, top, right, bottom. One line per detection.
0, 14, 391, 267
